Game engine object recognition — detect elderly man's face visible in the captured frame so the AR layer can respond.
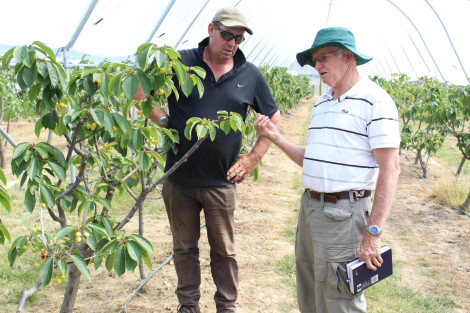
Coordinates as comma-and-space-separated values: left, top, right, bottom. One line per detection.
312, 47, 349, 87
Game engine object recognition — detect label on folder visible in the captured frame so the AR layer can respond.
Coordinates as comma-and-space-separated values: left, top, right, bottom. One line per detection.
346, 245, 393, 294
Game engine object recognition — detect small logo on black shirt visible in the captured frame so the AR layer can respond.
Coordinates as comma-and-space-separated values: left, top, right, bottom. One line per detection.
237, 83, 245, 87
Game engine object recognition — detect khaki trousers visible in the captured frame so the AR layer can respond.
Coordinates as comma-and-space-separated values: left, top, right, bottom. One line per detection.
296, 190, 371, 313
162, 178, 238, 312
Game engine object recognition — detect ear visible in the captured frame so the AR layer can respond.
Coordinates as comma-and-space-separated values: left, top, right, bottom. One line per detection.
345, 50, 355, 63
208, 23, 215, 37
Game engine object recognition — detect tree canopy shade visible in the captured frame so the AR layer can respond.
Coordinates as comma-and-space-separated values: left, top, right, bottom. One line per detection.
1, 0, 469, 85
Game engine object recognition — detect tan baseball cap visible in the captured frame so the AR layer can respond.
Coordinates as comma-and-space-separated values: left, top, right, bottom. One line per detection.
212, 6, 253, 35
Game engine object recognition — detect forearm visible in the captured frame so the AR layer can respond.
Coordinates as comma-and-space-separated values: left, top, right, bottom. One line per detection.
368, 148, 400, 228
272, 135, 305, 167
133, 86, 169, 127
368, 167, 399, 228
249, 110, 281, 162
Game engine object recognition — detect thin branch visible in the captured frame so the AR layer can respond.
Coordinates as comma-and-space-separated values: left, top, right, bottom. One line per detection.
16, 281, 42, 313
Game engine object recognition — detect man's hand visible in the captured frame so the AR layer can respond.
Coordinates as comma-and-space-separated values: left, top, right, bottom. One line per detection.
254, 113, 280, 143
227, 153, 260, 184
358, 232, 383, 271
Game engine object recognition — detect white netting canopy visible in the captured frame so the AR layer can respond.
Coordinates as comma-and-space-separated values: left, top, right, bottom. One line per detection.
1, 0, 469, 85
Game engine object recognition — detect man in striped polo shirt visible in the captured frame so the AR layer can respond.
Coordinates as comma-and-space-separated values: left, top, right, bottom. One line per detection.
254, 27, 400, 312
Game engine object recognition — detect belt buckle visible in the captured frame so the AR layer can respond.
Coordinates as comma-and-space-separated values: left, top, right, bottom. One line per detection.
352, 190, 365, 200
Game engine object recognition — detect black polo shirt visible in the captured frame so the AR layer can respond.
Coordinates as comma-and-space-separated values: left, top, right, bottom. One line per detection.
164, 37, 278, 186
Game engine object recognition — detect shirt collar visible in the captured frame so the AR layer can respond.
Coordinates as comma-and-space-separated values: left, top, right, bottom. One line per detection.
325, 77, 367, 101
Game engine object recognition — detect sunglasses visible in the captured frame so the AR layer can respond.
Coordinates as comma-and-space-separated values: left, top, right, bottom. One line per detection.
213, 23, 245, 44
312, 49, 342, 65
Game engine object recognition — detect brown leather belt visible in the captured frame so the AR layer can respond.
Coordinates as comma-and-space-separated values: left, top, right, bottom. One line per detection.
307, 189, 372, 204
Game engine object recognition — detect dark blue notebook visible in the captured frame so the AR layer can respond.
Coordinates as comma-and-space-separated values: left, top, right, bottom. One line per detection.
347, 245, 393, 294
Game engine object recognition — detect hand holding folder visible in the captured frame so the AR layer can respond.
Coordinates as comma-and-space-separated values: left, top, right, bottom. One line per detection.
347, 245, 393, 294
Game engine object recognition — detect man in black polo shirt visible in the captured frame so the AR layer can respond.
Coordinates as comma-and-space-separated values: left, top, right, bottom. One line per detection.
137, 6, 281, 313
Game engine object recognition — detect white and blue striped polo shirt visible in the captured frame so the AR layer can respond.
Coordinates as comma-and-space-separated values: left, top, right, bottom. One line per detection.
302, 77, 400, 192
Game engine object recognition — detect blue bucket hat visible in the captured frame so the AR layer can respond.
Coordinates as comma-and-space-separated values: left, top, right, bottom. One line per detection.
296, 27, 372, 67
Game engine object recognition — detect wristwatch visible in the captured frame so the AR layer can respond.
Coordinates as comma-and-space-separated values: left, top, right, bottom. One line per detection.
158, 115, 169, 127
365, 225, 382, 236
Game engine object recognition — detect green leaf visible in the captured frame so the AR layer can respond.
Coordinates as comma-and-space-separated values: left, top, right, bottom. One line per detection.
39, 257, 54, 285
0, 223, 11, 242
181, 75, 194, 97
100, 74, 110, 98
190, 66, 206, 79
132, 128, 143, 151
1, 46, 15, 69
40, 184, 55, 208
32, 41, 56, 61
22, 63, 38, 87
27, 157, 40, 179
126, 241, 142, 262
130, 234, 153, 255
136, 44, 151, 69
138, 152, 150, 171
196, 124, 208, 139
105, 252, 114, 271
12, 142, 30, 160
70, 254, 91, 279
125, 252, 137, 272
24, 189, 35, 213
103, 111, 113, 133
142, 251, 153, 270
85, 233, 97, 251
13, 46, 27, 63
0, 189, 10, 213
141, 100, 153, 118
58, 259, 67, 275
113, 245, 126, 276
89, 108, 103, 126
55, 225, 74, 241
88, 223, 111, 241
208, 123, 217, 141
0, 169, 6, 185
8, 238, 18, 266
137, 70, 151, 96
28, 83, 41, 103
46, 61, 59, 87
195, 77, 204, 98
95, 197, 112, 212
153, 49, 167, 68
112, 113, 128, 133
16, 236, 26, 251
47, 161, 66, 181
122, 75, 139, 100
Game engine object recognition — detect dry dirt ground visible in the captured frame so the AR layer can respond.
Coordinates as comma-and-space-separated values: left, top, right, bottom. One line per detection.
2, 100, 470, 313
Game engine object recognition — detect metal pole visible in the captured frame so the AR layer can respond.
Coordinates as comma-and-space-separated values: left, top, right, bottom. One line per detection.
407, 32, 432, 73
64, 0, 99, 50
0, 125, 16, 147
385, 0, 446, 82
146, 0, 176, 43
175, 0, 210, 48
401, 46, 419, 79
425, 0, 469, 84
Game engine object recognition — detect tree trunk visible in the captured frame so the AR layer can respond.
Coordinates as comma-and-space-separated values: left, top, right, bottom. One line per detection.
138, 203, 146, 279
0, 141, 5, 169
60, 263, 81, 313
455, 155, 466, 177
47, 129, 53, 144
461, 189, 470, 212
